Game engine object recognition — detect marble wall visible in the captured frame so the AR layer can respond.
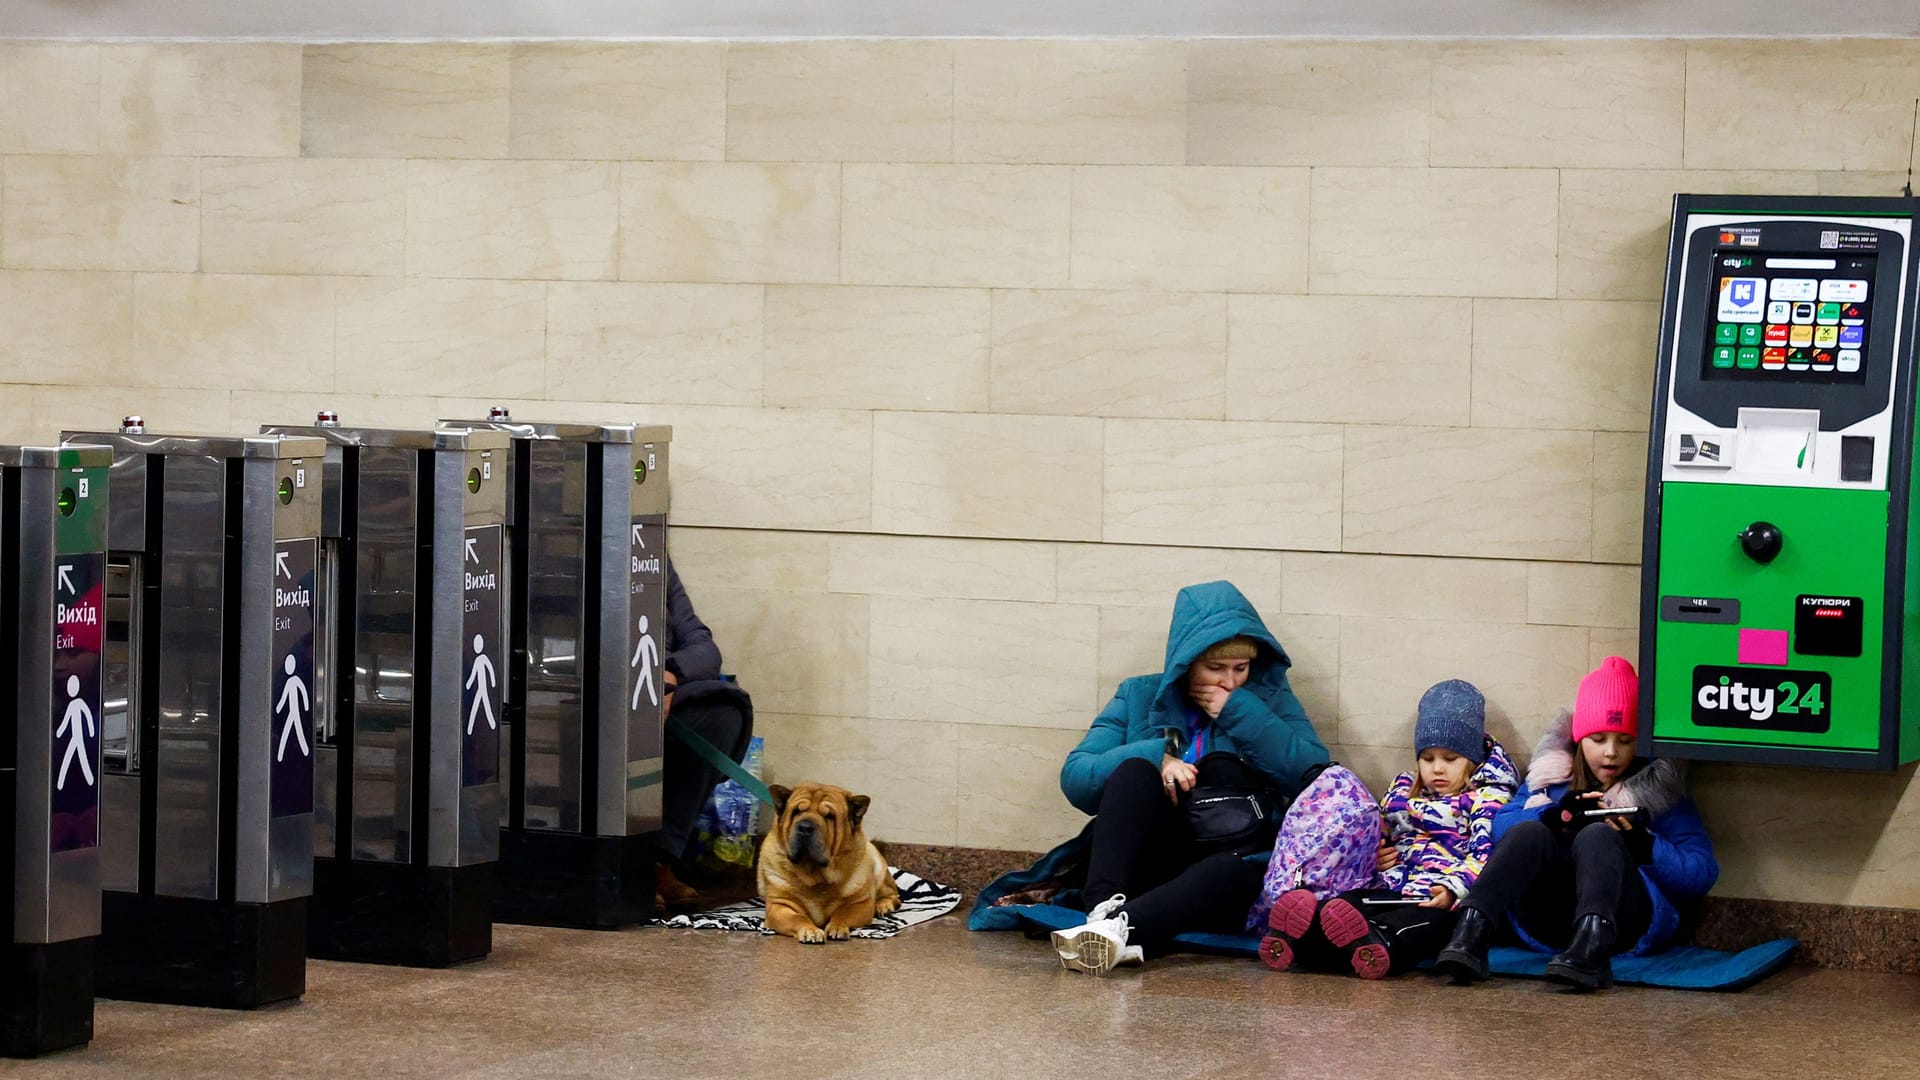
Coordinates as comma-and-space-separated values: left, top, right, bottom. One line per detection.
3, 38, 1919, 908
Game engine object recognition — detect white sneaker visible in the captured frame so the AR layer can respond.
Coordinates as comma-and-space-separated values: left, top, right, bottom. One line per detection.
1086, 893, 1127, 922
1117, 945, 1145, 967
1051, 913, 1130, 976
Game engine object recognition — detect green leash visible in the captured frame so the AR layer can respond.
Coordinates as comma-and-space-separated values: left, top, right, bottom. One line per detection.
665, 714, 774, 806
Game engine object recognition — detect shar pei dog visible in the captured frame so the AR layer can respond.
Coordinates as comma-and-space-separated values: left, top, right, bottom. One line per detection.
758, 782, 900, 943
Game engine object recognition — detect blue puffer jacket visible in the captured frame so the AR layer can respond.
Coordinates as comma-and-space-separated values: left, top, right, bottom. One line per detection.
1488, 710, 1718, 956
1059, 581, 1330, 813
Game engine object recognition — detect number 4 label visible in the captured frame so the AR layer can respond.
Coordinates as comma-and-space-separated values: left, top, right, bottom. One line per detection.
1781, 681, 1825, 716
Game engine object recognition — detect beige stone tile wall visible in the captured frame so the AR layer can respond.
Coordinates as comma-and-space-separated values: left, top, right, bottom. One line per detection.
3, 38, 1918, 907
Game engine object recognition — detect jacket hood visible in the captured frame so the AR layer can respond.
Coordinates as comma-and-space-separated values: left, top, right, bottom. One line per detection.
1526, 709, 1687, 820
1466, 735, 1520, 797
1153, 581, 1292, 720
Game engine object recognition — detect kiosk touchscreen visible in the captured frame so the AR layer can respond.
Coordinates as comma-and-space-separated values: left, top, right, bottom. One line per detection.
1644, 194, 1920, 768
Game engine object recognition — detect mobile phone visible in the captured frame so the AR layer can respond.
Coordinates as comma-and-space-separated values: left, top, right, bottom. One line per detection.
1360, 897, 1427, 906
1583, 805, 1640, 817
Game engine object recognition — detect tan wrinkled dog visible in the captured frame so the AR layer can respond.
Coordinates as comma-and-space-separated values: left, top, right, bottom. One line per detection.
758, 783, 900, 943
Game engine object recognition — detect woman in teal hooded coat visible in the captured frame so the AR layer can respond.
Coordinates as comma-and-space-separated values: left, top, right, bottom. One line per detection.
1045, 581, 1331, 974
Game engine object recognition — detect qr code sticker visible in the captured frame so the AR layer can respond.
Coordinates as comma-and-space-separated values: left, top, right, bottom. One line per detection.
1820, 230, 1840, 249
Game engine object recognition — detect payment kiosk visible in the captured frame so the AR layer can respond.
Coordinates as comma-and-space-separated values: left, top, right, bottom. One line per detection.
2, 445, 109, 1056
1643, 194, 1920, 768
63, 422, 325, 1008
442, 409, 670, 929
263, 418, 508, 966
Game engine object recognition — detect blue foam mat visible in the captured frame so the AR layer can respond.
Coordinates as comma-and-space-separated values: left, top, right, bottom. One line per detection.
1005, 903, 1797, 990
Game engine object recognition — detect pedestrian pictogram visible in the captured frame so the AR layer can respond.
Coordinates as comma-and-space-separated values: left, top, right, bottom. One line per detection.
276, 653, 311, 761
630, 614, 659, 710
466, 634, 497, 734
56, 674, 96, 791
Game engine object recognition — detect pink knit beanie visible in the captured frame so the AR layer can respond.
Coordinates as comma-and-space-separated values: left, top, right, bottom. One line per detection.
1572, 656, 1639, 743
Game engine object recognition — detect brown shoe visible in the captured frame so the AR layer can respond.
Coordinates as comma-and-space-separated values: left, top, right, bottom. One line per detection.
655, 863, 701, 911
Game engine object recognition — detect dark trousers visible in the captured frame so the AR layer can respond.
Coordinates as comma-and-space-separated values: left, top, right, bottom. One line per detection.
1287, 891, 1456, 975
1463, 818, 1652, 951
1083, 756, 1268, 956
654, 697, 753, 861
1341, 890, 1458, 975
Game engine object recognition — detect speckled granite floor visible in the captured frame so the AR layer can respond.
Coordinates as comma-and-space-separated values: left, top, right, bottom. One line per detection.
881, 842, 1920, 975
19, 914, 1920, 1078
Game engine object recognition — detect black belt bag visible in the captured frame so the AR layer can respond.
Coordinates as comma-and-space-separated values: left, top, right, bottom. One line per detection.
1183, 752, 1286, 855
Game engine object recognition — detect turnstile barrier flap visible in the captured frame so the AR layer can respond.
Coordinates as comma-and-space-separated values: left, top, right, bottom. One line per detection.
5, 444, 112, 945
440, 416, 671, 839
261, 422, 509, 868
56, 430, 326, 905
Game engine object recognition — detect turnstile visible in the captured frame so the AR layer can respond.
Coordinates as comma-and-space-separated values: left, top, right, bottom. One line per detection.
262, 419, 508, 966
442, 410, 670, 929
61, 424, 325, 1008
2, 445, 110, 1056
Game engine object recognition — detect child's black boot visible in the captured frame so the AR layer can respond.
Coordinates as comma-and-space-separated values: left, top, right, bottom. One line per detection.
1544, 914, 1615, 990
1317, 896, 1391, 980
1258, 888, 1320, 972
1434, 905, 1492, 984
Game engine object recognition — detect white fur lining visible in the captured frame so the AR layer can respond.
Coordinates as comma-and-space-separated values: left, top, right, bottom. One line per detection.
1522, 707, 1687, 819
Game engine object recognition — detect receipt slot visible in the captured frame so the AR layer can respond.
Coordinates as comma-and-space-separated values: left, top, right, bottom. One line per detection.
2, 445, 109, 1056
442, 410, 670, 929
1644, 194, 1920, 768
60, 423, 325, 1008
262, 419, 508, 966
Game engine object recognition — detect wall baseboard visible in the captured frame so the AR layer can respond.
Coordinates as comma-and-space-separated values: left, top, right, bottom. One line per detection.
879, 841, 1920, 975
1692, 896, 1920, 975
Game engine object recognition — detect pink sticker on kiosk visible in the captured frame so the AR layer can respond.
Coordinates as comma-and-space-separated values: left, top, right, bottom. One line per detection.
1737, 629, 1790, 666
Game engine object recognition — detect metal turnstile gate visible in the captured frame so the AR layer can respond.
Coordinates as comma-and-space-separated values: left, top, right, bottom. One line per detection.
61, 423, 325, 1008
263, 418, 508, 966
443, 410, 670, 928
2, 444, 110, 1056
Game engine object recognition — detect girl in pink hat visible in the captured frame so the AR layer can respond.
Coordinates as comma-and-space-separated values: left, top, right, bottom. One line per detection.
1434, 656, 1718, 990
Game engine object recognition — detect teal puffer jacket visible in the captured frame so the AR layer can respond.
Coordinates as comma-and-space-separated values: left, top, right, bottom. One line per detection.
1059, 580, 1330, 814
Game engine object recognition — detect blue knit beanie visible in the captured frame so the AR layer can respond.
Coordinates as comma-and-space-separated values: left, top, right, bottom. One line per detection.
1414, 679, 1487, 764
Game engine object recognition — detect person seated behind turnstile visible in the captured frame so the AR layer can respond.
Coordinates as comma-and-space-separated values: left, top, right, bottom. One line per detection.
655, 560, 754, 910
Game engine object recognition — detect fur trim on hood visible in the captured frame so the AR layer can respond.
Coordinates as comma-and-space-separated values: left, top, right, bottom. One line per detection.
1525, 709, 1687, 820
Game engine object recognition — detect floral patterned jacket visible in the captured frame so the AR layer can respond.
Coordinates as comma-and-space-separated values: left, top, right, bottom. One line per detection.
1375, 735, 1518, 901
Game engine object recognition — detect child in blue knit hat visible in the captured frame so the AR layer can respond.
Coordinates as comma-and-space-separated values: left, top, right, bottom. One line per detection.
1261, 679, 1517, 978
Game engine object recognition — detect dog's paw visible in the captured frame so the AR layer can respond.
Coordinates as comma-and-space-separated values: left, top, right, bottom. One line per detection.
796, 925, 828, 944
825, 922, 851, 941
875, 896, 901, 917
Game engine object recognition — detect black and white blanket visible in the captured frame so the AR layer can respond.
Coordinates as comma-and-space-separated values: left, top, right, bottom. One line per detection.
649, 868, 960, 938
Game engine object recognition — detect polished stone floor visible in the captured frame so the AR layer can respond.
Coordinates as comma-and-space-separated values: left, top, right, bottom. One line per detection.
20, 916, 1920, 1079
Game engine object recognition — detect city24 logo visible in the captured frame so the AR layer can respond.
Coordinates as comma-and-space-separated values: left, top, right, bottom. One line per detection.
1691, 665, 1831, 734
